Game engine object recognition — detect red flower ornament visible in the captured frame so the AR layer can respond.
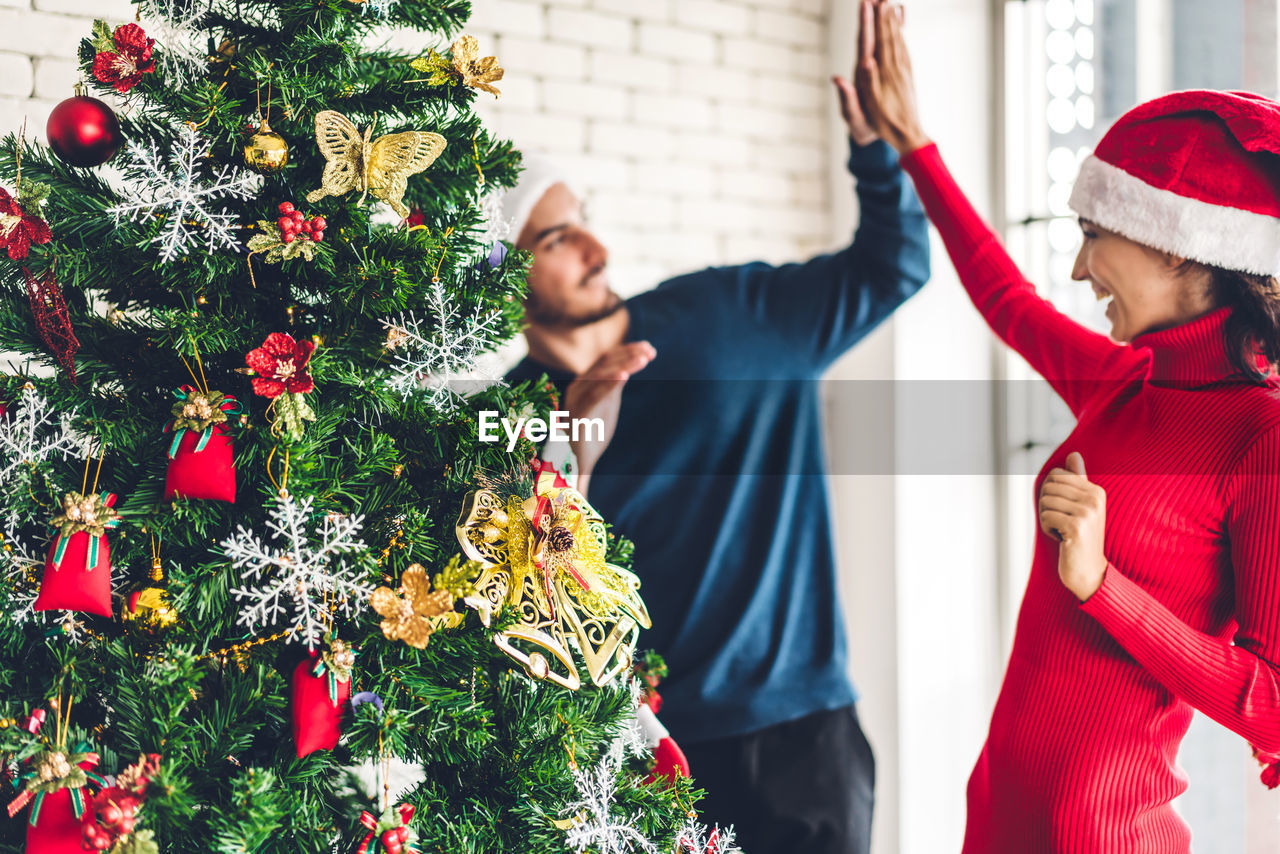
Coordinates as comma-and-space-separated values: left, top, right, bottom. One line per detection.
92, 24, 156, 94
246, 333, 315, 399
0, 188, 51, 261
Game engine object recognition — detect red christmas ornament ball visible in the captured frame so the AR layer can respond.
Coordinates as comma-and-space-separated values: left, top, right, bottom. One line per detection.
47, 96, 123, 168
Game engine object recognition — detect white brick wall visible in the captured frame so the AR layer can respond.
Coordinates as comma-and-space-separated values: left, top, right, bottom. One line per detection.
0, 0, 839, 298
463, 0, 839, 295
0, 0, 132, 150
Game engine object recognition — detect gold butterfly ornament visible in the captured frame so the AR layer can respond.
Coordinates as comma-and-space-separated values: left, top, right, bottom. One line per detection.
305, 110, 446, 219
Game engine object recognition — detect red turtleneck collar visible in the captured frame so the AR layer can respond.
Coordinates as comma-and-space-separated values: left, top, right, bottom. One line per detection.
1131, 306, 1270, 387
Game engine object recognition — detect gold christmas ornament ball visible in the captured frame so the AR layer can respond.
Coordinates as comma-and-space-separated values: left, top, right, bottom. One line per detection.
121, 560, 180, 635
243, 120, 289, 174
122, 584, 180, 634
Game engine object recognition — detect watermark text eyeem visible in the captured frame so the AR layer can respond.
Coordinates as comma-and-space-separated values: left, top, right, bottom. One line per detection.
478, 411, 604, 452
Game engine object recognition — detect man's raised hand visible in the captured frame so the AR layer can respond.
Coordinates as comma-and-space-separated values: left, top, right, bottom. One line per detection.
562, 341, 656, 496
832, 0, 882, 146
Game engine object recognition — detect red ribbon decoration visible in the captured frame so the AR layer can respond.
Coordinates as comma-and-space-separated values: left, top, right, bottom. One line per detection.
531, 457, 570, 492
24, 709, 46, 734
354, 804, 414, 854
524, 462, 594, 621
6, 790, 31, 820
355, 810, 378, 854
529, 494, 559, 619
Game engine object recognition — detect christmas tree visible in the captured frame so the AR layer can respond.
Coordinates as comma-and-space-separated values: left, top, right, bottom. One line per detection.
0, 2, 724, 851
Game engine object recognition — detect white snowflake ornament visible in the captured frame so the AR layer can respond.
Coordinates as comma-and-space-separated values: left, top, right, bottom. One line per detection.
361, 0, 398, 17
475, 189, 512, 250
56, 611, 90, 644
225, 493, 374, 649
561, 757, 658, 854
107, 123, 259, 262
379, 279, 504, 414
605, 695, 651, 769
135, 0, 210, 89
1, 527, 42, 625
0, 385, 84, 484
672, 818, 740, 854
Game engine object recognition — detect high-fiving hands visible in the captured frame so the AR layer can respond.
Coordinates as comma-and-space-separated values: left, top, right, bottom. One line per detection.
849, 0, 932, 155
1038, 452, 1109, 601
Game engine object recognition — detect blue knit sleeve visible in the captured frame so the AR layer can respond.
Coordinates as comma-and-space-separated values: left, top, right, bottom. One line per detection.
724, 139, 931, 370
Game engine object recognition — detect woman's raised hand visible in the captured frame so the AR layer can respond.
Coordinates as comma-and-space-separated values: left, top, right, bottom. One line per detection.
854, 0, 932, 155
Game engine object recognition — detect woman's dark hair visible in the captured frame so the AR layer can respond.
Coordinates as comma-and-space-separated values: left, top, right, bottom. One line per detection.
1180, 261, 1280, 384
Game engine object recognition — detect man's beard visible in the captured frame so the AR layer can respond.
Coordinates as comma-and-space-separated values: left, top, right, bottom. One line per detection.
525, 269, 625, 329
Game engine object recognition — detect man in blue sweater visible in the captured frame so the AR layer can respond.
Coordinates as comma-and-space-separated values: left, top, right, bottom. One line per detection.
503, 65, 930, 853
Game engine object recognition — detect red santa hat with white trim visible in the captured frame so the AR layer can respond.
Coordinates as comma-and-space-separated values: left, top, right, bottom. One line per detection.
1068, 89, 1280, 278
495, 151, 582, 246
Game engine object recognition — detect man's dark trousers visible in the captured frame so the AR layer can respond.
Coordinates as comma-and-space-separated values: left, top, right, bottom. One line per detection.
680, 704, 876, 854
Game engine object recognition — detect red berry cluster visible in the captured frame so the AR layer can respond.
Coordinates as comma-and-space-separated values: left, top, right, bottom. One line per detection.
380, 825, 411, 854
275, 202, 326, 244
81, 795, 139, 851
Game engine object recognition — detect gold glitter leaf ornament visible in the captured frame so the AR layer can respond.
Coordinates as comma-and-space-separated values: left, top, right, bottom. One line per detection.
304, 110, 446, 219
370, 563, 462, 649
455, 474, 650, 690
411, 35, 503, 99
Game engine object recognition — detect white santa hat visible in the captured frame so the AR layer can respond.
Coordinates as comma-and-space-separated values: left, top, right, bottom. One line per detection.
494, 152, 583, 246
1068, 89, 1280, 277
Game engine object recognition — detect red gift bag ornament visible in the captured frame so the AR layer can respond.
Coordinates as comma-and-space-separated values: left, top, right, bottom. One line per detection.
292, 640, 355, 758
34, 492, 119, 617
355, 804, 416, 854
6, 748, 105, 854
163, 386, 240, 502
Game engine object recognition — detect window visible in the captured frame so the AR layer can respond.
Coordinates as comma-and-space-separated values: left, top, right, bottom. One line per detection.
1000, 0, 1276, 849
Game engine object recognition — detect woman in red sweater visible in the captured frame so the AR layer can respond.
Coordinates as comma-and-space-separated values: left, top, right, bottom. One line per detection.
846, 1, 1280, 851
